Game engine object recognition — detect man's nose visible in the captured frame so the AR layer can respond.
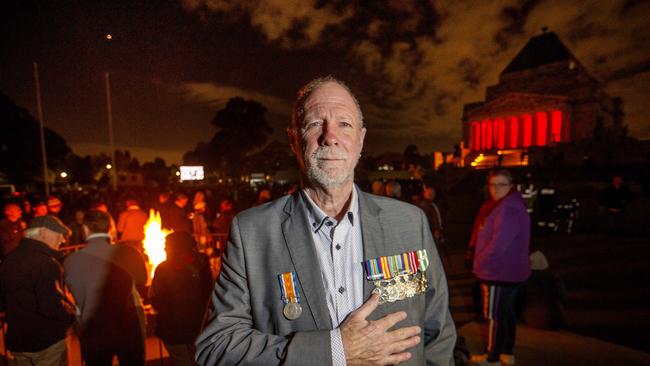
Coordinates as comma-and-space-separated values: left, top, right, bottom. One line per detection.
319, 122, 339, 146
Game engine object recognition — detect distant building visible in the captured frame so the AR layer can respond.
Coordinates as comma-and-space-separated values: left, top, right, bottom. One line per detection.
462, 29, 624, 168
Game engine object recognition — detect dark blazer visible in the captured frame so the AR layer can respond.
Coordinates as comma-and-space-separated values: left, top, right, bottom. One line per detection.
195, 188, 456, 365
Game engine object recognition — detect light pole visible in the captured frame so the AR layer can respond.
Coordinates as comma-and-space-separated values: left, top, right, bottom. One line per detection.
104, 33, 118, 191
105, 71, 117, 191
33, 62, 50, 196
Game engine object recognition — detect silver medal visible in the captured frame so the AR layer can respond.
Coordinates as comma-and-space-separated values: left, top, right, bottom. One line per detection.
283, 302, 302, 320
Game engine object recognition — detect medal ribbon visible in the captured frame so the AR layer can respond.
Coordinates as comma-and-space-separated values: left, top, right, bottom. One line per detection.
417, 249, 429, 271
364, 249, 429, 280
278, 272, 300, 304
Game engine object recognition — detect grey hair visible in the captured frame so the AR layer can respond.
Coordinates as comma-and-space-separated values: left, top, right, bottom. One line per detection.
24, 227, 41, 239
290, 76, 364, 129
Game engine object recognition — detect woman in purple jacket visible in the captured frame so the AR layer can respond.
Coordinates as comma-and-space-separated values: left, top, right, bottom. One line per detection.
467, 169, 531, 366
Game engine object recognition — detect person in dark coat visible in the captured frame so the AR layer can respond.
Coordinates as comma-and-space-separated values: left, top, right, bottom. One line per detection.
151, 231, 213, 366
64, 210, 148, 366
0, 215, 74, 365
165, 193, 192, 234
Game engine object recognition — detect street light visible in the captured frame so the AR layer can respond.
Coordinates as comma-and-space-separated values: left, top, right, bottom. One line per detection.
106, 163, 112, 170
103, 33, 117, 191
60, 172, 68, 178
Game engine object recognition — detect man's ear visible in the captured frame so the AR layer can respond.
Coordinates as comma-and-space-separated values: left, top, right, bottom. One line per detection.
287, 128, 299, 156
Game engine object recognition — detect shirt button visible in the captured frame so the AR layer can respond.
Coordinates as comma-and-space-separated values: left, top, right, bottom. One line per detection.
338, 286, 345, 294
325, 221, 333, 227
335, 244, 341, 250
312, 222, 318, 228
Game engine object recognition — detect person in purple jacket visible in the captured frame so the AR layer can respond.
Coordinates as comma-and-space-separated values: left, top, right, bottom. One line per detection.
466, 169, 531, 366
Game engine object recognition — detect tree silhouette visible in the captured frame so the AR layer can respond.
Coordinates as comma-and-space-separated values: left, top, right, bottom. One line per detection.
141, 157, 170, 186
0, 93, 73, 185
184, 97, 273, 176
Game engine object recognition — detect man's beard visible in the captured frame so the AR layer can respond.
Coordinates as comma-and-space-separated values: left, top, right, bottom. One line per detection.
306, 146, 358, 188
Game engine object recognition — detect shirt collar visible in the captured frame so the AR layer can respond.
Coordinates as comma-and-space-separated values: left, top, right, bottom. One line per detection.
86, 233, 112, 241
301, 186, 359, 233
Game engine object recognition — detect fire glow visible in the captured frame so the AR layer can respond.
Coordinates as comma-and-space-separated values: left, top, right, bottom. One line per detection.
143, 210, 172, 280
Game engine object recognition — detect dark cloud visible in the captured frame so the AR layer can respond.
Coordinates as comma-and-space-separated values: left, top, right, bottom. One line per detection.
183, 0, 648, 148
2, 0, 648, 165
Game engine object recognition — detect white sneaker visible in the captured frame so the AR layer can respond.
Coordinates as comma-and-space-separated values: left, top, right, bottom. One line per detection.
499, 354, 516, 365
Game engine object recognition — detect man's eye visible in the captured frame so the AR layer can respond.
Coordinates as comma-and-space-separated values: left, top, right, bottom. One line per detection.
340, 121, 352, 127
304, 121, 322, 130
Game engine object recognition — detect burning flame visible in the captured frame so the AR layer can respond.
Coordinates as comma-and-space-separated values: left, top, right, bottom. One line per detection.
143, 210, 172, 280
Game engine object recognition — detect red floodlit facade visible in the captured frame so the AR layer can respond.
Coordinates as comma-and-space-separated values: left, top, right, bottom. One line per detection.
460, 30, 624, 168
469, 110, 563, 151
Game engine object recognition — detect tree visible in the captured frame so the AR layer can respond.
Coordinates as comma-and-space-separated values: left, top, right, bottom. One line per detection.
0, 93, 73, 185
115, 150, 140, 172
404, 144, 422, 169
141, 157, 170, 186
184, 97, 273, 176
246, 140, 295, 173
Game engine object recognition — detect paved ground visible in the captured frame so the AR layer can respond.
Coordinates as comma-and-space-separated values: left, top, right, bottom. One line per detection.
442, 223, 650, 365
459, 322, 650, 366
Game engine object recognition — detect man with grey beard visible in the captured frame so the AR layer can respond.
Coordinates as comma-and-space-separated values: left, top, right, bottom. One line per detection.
196, 76, 456, 366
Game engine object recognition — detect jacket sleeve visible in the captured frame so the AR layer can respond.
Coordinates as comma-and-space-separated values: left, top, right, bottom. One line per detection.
150, 264, 165, 312
35, 259, 73, 323
116, 212, 126, 235
195, 216, 332, 366
419, 210, 457, 366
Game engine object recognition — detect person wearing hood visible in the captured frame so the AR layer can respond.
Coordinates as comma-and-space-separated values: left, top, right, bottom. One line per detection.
466, 169, 531, 366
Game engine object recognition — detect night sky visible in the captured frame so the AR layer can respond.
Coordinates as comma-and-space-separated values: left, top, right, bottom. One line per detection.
2, 1, 649, 165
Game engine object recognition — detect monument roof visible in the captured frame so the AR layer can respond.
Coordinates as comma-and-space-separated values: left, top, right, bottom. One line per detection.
502, 31, 575, 74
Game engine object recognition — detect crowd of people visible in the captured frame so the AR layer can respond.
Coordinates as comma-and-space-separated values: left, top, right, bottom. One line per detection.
0, 188, 233, 365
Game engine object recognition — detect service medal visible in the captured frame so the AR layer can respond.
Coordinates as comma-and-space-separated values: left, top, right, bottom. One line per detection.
364, 249, 431, 304
283, 302, 303, 320
278, 271, 302, 320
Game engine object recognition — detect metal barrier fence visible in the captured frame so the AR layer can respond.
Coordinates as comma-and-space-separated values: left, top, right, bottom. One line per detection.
58, 233, 229, 256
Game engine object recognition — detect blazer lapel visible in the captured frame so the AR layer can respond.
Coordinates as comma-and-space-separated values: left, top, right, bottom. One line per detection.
358, 190, 388, 301
281, 194, 331, 330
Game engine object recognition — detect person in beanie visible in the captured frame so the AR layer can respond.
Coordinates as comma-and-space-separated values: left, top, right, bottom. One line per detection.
466, 169, 531, 366
151, 232, 212, 366
0, 215, 74, 366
